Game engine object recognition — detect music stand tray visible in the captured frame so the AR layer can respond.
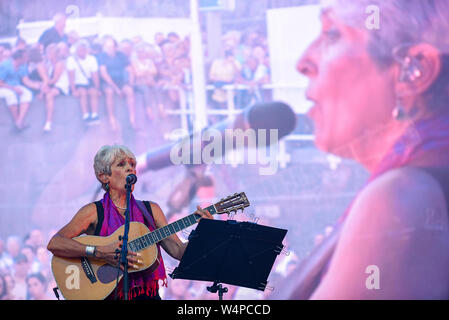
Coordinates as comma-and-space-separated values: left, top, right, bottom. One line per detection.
170, 219, 287, 298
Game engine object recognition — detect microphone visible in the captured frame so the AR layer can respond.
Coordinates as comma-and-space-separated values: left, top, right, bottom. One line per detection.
126, 174, 137, 185
136, 101, 297, 173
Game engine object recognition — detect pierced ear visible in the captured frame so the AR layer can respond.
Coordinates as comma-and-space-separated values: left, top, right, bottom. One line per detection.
98, 172, 109, 185
395, 43, 442, 98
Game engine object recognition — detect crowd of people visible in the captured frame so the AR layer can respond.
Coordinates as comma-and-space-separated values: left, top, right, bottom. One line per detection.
0, 13, 272, 134
0, 229, 57, 300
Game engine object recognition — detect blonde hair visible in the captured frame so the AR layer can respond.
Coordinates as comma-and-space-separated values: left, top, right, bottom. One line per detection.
93, 144, 136, 191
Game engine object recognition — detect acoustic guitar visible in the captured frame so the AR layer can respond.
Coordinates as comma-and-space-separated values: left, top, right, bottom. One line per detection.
51, 192, 250, 300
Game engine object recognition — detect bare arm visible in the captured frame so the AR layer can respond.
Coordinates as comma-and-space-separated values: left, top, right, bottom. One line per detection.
99, 65, 120, 91
47, 203, 98, 258
310, 168, 449, 299
151, 202, 187, 261
47, 203, 139, 268
151, 202, 213, 261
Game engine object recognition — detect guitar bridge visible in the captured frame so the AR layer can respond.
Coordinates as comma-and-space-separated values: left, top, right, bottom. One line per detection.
80, 257, 97, 284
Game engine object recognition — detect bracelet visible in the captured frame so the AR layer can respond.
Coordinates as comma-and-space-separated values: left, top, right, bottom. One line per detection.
85, 245, 96, 257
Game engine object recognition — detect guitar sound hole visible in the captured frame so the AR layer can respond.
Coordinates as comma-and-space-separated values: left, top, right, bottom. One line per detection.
97, 264, 123, 284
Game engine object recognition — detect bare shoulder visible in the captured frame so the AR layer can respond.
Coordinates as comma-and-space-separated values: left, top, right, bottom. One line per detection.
312, 167, 449, 299
148, 201, 169, 227
347, 166, 449, 232
57, 202, 98, 238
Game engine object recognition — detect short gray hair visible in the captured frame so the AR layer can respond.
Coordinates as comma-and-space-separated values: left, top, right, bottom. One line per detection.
322, 0, 449, 64
93, 145, 136, 191
322, 0, 449, 111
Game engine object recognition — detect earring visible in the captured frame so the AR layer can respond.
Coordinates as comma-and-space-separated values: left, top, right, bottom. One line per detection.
105, 182, 110, 192
392, 95, 409, 121
392, 105, 407, 121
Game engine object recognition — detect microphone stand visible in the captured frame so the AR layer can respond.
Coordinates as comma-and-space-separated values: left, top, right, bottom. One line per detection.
120, 181, 133, 300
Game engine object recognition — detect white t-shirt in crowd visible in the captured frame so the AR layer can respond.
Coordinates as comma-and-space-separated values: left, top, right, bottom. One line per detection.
66, 54, 99, 86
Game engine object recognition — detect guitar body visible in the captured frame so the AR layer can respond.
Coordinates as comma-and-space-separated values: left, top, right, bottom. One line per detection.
51, 222, 160, 300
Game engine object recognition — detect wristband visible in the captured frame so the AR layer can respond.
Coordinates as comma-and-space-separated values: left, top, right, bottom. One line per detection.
85, 245, 96, 257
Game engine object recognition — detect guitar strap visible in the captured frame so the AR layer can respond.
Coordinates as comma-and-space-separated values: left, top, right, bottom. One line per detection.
94, 200, 104, 236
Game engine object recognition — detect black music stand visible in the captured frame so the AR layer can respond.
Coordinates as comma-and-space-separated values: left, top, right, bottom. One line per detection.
170, 219, 288, 300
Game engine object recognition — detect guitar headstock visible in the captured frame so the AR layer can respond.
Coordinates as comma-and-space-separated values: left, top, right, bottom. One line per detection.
214, 192, 250, 215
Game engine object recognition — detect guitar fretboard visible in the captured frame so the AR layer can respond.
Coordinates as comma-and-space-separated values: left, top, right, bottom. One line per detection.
128, 205, 216, 252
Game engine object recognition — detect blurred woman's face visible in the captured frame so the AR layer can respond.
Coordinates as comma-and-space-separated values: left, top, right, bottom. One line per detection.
297, 9, 397, 158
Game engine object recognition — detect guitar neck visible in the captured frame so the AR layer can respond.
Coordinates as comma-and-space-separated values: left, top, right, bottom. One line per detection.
128, 204, 217, 252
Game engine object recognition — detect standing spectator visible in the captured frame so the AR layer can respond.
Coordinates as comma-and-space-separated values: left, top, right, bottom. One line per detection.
131, 43, 158, 120
98, 37, 136, 130
38, 13, 67, 50
11, 254, 30, 300
26, 273, 52, 300
67, 40, 101, 123
0, 49, 34, 131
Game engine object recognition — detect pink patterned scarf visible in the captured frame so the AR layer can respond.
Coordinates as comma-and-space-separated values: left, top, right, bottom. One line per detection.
99, 192, 167, 300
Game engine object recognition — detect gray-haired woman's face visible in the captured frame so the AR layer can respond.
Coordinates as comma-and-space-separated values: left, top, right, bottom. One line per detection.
104, 154, 137, 193
296, 9, 397, 158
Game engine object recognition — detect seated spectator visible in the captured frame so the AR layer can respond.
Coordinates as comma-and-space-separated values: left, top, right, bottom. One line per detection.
0, 49, 34, 131
98, 37, 136, 130
40, 43, 70, 132
208, 49, 241, 108
157, 41, 185, 111
131, 43, 158, 120
14, 37, 27, 51
66, 30, 80, 51
67, 40, 101, 123
38, 13, 67, 50
235, 55, 269, 107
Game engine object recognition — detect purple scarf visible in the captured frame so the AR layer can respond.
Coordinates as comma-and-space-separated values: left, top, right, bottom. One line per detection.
340, 110, 449, 222
99, 192, 167, 300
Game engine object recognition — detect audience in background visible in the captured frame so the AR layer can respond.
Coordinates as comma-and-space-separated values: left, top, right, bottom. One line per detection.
67, 39, 101, 123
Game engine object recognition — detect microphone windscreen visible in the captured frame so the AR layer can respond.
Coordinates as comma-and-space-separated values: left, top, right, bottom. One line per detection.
245, 101, 297, 139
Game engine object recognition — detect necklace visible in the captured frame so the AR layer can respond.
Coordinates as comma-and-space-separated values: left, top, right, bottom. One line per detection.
111, 197, 127, 210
